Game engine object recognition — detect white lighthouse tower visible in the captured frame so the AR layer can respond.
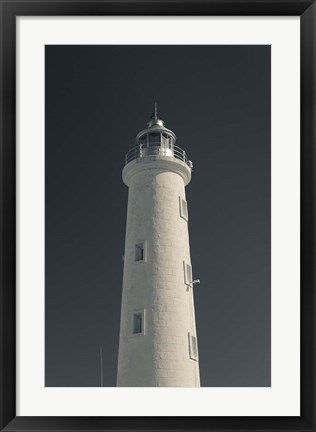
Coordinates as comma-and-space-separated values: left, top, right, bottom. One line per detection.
117, 105, 200, 387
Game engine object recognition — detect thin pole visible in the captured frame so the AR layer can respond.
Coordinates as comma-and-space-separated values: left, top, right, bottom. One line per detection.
100, 345, 103, 387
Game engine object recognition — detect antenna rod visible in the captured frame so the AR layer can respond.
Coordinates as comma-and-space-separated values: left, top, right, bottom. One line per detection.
154, 102, 158, 120
100, 345, 103, 387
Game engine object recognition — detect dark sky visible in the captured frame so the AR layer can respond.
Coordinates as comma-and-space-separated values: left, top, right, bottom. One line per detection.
45, 45, 271, 387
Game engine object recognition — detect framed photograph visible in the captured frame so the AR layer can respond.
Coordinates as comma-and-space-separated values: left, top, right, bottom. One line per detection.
1, 1, 315, 431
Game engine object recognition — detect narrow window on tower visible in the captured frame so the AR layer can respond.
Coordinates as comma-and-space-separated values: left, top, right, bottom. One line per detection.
132, 311, 145, 336
183, 261, 192, 285
135, 240, 147, 263
188, 332, 199, 361
179, 196, 188, 221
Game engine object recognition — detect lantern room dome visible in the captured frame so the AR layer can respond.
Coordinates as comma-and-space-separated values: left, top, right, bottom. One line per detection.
135, 103, 177, 147
124, 104, 192, 170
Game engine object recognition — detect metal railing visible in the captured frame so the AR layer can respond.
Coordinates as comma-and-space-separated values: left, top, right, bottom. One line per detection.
125, 143, 189, 165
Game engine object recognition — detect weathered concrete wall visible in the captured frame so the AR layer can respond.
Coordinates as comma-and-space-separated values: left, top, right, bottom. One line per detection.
117, 156, 200, 387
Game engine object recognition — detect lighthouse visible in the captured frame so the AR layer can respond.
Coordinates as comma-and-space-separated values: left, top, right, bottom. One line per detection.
117, 105, 200, 387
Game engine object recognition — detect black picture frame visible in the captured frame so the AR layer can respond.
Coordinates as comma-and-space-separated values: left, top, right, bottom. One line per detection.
0, 1, 315, 431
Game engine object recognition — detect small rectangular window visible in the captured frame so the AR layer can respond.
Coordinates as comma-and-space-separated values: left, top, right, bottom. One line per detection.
135, 243, 144, 261
183, 261, 192, 285
179, 197, 188, 221
132, 311, 145, 336
188, 332, 198, 361
135, 241, 147, 262
187, 264, 192, 284
133, 313, 143, 334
